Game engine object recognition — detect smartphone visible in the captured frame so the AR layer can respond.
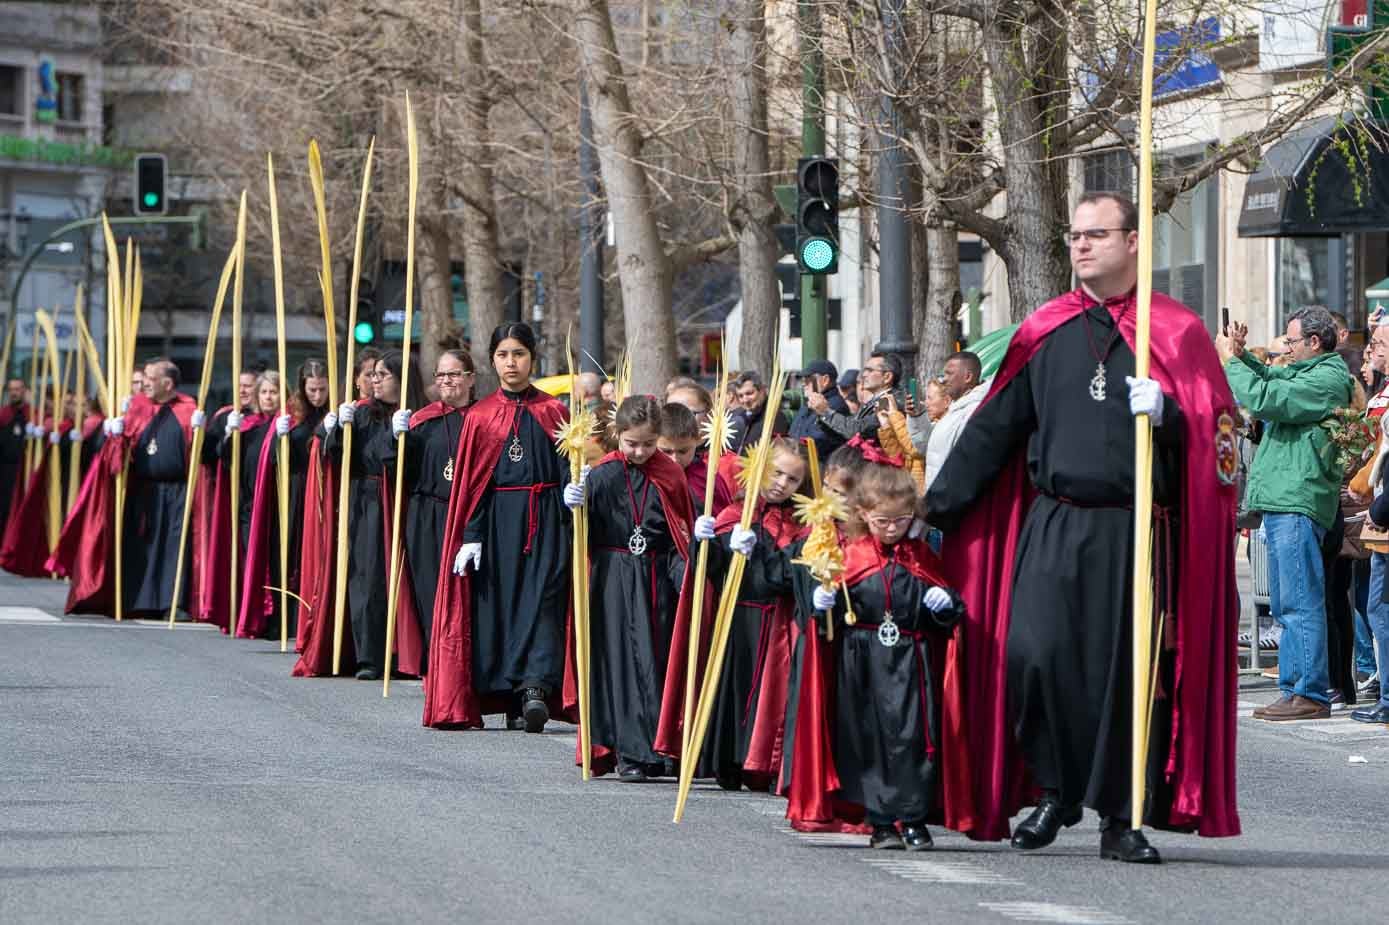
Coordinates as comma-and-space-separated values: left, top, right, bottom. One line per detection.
907, 378, 919, 403
1222, 307, 1230, 336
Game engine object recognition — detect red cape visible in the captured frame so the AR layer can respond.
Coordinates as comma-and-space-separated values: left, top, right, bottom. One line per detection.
423, 387, 573, 728
292, 435, 356, 676
940, 288, 1240, 840
47, 393, 200, 616
0, 420, 71, 577
571, 449, 695, 773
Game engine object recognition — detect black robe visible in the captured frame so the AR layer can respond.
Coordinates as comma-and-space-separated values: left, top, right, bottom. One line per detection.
123, 404, 189, 614
0, 402, 28, 531
586, 459, 681, 765
221, 417, 284, 637
927, 305, 1183, 819
325, 404, 394, 674
463, 389, 570, 697
825, 542, 963, 824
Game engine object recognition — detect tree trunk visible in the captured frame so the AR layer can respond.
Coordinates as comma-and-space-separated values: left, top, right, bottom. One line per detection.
459, 0, 506, 393
982, 12, 1072, 320
729, 0, 780, 377
922, 219, 960, 378
415, 213, 453, 394
574, 0, 677, 394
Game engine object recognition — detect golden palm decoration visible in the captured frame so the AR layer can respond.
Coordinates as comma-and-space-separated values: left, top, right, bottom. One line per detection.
735, 445, 774, 495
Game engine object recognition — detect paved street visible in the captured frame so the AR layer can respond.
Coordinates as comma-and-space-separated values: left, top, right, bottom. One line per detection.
1, 569, 1386, 925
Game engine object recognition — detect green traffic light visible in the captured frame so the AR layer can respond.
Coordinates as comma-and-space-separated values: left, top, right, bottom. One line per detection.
800, 238, 835, 273
353, 321, 375, 344
143, 192, 159, 208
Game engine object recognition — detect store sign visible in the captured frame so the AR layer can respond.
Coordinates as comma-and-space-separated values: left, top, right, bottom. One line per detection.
1260, 0, 1362, 70
1079, 18, 1222, 102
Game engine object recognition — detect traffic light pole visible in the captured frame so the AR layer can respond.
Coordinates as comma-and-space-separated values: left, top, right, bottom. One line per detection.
2, 214, 202, 377
799, 0, 827, 364
875, 0, 917, 371
578, 82, 605, 376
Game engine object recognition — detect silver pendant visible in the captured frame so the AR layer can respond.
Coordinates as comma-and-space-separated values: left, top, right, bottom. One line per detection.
1088, 362, 1107, 402
11, 424, 20, 437
877, 612, 900, 648
507, 435, 524, 463
628, 526, 647, 557
443, 457, 454, 482
146, 437, 159, 456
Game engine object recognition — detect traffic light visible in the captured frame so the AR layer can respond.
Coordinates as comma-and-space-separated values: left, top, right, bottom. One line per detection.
133, 153, 167, 215
353, 321, 375, 344
796, 157, 838, 275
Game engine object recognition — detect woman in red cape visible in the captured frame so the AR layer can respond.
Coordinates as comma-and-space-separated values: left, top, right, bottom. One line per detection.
424, 322, 573, 731
926, 285, 1241, 844
0, 414, 70, 577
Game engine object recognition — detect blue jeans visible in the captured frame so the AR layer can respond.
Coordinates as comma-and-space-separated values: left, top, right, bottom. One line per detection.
1265, 513, 1330, 705
1354, 559, 1377, 677
1365, 553, 1389, 708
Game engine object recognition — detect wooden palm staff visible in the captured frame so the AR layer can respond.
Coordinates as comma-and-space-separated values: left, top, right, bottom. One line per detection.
99, 216, 125, 620
57, 337, 74, 522
383, 93, 420, 698
331, 137, 376, 677
23, 322, 40, 481
673, 350, 786, 824
34, 310, 62, 562
228, 197, 248, 637
73, 311, 109, 417
1130, 0, 1161, 833
68, 285, 88, 514
554, 331, 599, 777
682, 338, 732, 758
267, 155, 292, 653
114, 241, 143, 622
166, 243, 239, 629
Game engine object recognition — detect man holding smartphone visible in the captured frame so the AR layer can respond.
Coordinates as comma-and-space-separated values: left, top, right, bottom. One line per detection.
790, 359, 849, 459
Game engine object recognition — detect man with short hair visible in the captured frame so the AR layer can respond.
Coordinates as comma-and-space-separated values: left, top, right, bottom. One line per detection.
1223, 306, 1353, 722
925, 351, 987, 490
806, 350, 901, 443
0, 377, 30, 533
1330, 310, 1363, 383
728, 370, 787, 454
790, 359, 849, 459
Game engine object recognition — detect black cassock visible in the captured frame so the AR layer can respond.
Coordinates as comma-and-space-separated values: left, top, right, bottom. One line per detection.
927, 305, 1183, 819
829, 546, 962, 824
464, 390, 569, 698
698, 510, 797, 780
586, 460, 680, 766
377, 404, 466, 668
221, 417, 285, 636
326, 404, 393, 674
124, 404, 189, 614
0, 403, 28, 531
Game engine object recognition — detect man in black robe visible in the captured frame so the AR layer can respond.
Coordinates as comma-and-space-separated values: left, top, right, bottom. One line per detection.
927, 193, 1193, 864
123, 358, 198, 615
0, 378, 30, 532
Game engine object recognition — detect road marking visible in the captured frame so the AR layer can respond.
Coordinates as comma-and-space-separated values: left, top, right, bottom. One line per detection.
977, 902, 1132, 924
0, 607, 58, 623
864, 857, 1020, 884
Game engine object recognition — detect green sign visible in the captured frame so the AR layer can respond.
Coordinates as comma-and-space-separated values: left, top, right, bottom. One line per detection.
0, 134, 134, 170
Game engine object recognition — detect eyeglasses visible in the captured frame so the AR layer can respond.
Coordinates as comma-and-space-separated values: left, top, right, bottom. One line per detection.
367, 370, 391, 380
1063, 227, 1133, 245
434, 371, 472, 381
865, 513, 914, 530
1284, 337, 1305, 347
863, 365, 889, 374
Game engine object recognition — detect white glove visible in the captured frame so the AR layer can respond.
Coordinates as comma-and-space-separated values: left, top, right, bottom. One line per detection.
392, 408, 412, 437
730, 527, 757, 556
694, 515, 717, 542
47, 430, 60, 445
812, 585, 837, 612
226, 411, 243, 432
191, 409, 206, 430
32, 424, 45, 441
275, 414, 292, 436
562, 481, 586, 509
24, 423, 38, 439
107, 417, 124, 436
453, 542, 482, 576
1125, 376, 1164, 420
908, 517, 927, 540
337, 402, 356, 426
67, 428, 81, 443
322, 411, 338, 432
120, 395, 132, 414
922, 586, 954, 612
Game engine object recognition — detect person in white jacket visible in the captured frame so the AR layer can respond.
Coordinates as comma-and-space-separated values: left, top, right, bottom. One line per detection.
924, 351, 988, 491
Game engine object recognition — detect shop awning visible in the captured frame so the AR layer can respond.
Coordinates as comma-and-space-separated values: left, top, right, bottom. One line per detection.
1237, 115, 1389, 237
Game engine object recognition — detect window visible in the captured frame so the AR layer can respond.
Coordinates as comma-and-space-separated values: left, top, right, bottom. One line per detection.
1083, 150, 1133, 195
0, 65, 21, 117
1277, 237, 1346, 328
56, 72, 84, 123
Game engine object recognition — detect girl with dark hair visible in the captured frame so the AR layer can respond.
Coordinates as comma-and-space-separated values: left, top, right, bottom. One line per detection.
224, 371, 283, 638
563, 395, 695, 779
426, 322, 573, 733
376, 348, 476, 672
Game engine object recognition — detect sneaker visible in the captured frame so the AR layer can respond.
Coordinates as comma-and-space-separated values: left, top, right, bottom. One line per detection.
1328, 689, 1346, 710
1357, 675, 1381, 701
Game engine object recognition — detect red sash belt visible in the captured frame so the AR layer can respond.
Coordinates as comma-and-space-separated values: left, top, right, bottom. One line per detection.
495, 481, 558, 553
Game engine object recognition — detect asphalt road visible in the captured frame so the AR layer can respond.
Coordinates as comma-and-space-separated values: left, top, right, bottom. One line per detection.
1, 569, 1385, 924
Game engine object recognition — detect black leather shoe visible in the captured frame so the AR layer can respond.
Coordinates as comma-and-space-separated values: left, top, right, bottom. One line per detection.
716, 764, 743, 792
617, 760, 648, 783
1010, 800, 1082, 850
1100, 825, 1162, 864
1350, 705, 1389, 724
521, 687, 549, 733
869, 825, 904, 850
901, 821, 934, 851
355, 667, 381, 681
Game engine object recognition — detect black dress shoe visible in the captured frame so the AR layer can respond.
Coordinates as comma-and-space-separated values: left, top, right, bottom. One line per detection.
716, 764, 743, 792
901, 821, 934, 851
1100, 825, 1162, 864
869, 825, 904, 850
355, 667, 382, 681
1350, 705, 1389, 724
1010, 800, 1082, 850
617, 760, 648, 783
521, 687, 549, 733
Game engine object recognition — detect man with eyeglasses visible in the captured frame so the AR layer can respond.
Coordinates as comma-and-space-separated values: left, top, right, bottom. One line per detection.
805, 349, 901, 443
925, 191, 1241, 862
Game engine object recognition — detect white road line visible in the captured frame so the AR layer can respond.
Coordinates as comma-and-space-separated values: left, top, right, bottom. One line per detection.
0, 606, 58, 622
864, 857, 1020, 885
977, 902, 1133, 924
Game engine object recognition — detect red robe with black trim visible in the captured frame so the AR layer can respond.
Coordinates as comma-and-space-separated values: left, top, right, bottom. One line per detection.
0, 416, 71, 577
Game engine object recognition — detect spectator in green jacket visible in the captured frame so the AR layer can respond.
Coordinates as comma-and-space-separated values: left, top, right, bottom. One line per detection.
1221, 306, 1353, 722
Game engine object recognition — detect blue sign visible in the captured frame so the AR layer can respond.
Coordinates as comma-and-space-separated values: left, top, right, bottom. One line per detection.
1080, 17, 1222, 103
